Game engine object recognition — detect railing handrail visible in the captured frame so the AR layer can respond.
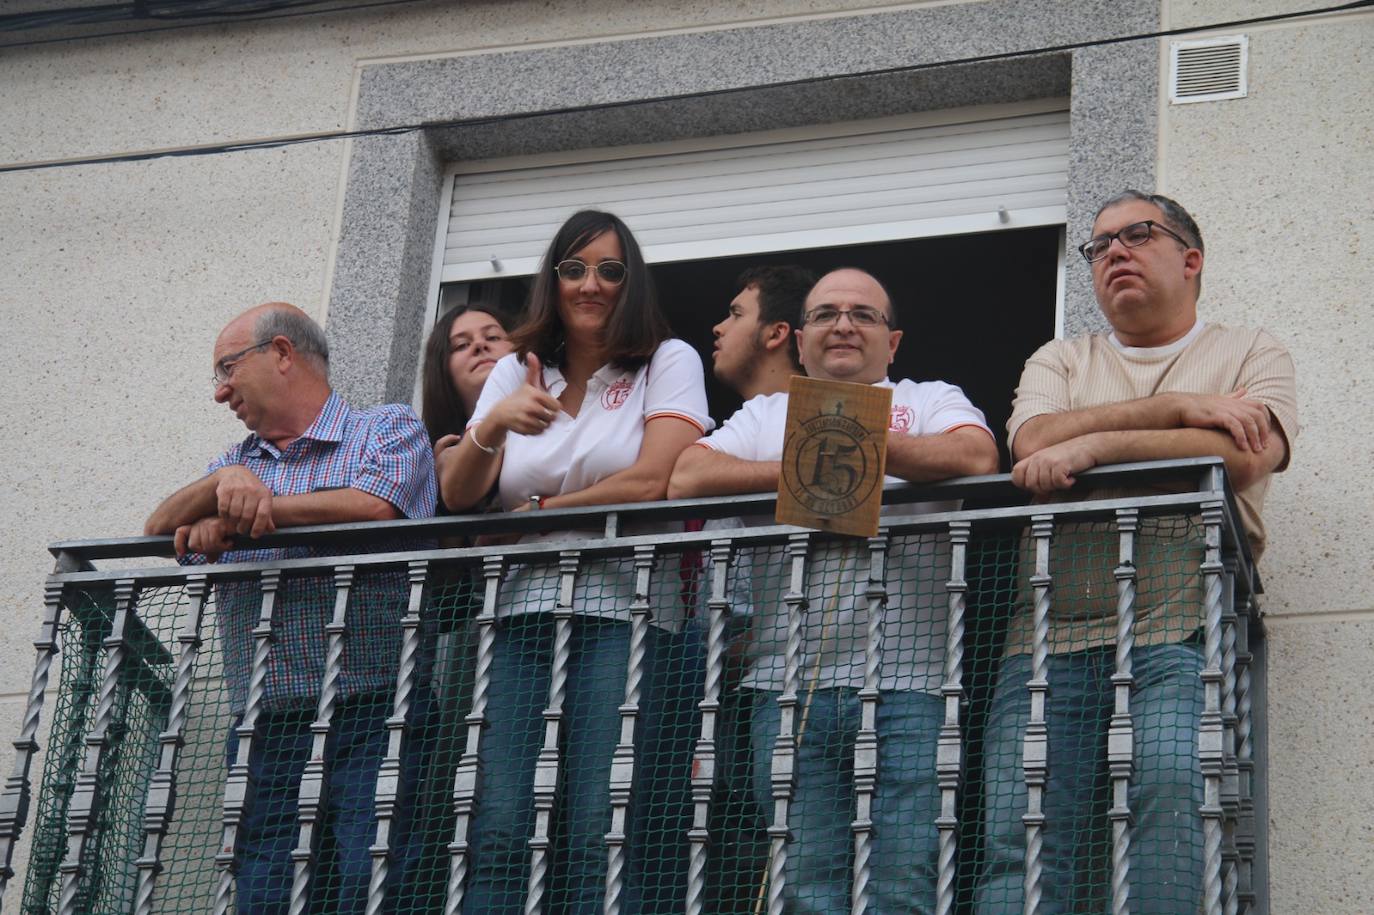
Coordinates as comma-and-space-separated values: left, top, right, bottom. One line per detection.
42, 488, 1238, 585
50, 455, 1232, 547
47, 457, 1258, 594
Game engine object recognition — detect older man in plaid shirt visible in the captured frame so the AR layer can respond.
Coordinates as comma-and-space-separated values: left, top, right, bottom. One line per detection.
145, 301, 436, 913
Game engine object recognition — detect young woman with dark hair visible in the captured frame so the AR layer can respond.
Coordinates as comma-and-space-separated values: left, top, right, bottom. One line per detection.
437, 210, 712, 913
420, 302, 517, 457
412, 302, 519, 905
502, 209, 669, 372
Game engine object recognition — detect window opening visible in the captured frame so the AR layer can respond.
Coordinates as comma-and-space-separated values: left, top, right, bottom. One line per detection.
433, 226, 1060, 470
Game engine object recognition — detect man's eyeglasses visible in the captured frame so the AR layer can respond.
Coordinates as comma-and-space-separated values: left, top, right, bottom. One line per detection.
212, 339, 274, 387
1078, 220, 1192, 263
555, 259, 627, 285
802, 305, 891, 328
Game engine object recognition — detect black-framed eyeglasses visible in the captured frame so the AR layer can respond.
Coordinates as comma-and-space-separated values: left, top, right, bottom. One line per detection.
802, 305, 891, 328
1078, 220, 1192, 263
555, 259, 627, 285
212, 338, 274, 387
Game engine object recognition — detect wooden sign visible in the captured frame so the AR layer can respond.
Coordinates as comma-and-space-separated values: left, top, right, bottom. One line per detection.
776, 376, 892, 537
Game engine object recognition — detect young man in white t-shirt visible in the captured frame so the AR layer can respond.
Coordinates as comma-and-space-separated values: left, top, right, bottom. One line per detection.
710, 264, 816, 401
670, 268, 998, 913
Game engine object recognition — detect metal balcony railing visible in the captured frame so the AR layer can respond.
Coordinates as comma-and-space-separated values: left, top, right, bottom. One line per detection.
0, 458, 1265, 915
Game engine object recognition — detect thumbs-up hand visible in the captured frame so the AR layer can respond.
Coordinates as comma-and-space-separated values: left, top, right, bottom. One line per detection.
524, 352, 545, 389
484, 351, 563, 438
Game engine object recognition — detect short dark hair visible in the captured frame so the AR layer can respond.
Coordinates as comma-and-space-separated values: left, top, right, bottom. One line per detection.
508, 210, 669, 372
804, 266, 900, 331
1096, 190, 1204, 254
736, 265, 817, 369
420, 302, 516, 445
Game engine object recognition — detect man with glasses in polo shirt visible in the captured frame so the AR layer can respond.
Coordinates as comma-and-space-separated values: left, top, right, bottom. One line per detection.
974, 192, 1298, 913
145, 302, 437, 912
670, 268, 998, 913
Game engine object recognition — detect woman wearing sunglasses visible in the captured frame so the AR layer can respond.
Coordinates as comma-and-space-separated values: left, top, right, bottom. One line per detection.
437, 209, 712, 913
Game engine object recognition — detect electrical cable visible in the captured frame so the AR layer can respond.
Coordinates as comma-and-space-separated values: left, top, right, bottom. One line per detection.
0, 0, 440, 47
2, 0, 341, 31
2, 0, 1370, 176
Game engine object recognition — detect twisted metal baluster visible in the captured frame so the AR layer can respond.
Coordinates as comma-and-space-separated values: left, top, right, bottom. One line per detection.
1022, 516, 1054, 915
446, 556, 504, 915
764, 532, 811, 915
685, 542, 731, 915
367, 560, 430, 915
1108, 510, 1138, 915
935, 521, 970, 915
56, 578, 137, 915
288, 565, 356, 915
605, 546, 656, 915
1233, 595, 1256, 915
525, 551, 580, 915
215, 569, 283, 915
851, 529, 890, 915
1219, 561, 1241, 915
132, 576, 210, 915
0, 579, 68, 904
1198, 502, 1226, 915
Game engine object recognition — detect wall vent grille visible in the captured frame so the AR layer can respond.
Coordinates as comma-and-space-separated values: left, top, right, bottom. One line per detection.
1171, 35, 1248, 104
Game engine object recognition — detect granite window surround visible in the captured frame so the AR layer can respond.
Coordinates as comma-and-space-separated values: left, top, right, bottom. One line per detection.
327, 0, 1159, 407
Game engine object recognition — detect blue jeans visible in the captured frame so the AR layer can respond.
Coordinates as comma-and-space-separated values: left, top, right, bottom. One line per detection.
464, 616, 701, 914
226, 688, 435, 914
749, 687, 944, 915
975, 644, 1204, 915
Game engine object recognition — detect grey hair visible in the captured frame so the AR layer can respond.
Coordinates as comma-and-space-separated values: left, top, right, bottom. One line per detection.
1096, 190, 1204, 292
1095, 189, 1204, 254
254, 306, 330, 377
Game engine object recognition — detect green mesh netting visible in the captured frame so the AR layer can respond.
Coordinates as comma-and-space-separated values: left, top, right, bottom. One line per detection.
22, 585, 180, 914
21, 516, 1218, 914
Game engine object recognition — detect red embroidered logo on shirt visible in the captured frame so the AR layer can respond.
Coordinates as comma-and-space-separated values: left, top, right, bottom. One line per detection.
602, 378, 634, 411
889, 404, 914, 433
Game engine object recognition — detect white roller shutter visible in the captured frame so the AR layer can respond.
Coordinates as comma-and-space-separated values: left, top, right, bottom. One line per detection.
438, 99, 1069, 283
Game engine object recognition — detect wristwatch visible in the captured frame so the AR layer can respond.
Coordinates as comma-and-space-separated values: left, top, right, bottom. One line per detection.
529, 495, 544, 511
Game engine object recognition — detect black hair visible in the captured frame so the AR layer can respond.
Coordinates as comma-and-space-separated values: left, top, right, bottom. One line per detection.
735, 264, 818, 369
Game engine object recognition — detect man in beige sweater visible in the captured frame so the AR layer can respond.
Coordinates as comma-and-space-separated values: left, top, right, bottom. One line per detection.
975, 191, 1298, 914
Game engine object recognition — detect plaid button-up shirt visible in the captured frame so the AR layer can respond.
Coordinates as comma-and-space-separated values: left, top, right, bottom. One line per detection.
202, 392, 436, 713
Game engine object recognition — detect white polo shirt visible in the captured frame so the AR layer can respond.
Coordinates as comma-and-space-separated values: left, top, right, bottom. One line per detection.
470, 338, 714, 631
697, 378, 991, 692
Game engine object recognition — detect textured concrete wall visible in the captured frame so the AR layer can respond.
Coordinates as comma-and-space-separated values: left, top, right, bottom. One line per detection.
1159, 7, 1374, 909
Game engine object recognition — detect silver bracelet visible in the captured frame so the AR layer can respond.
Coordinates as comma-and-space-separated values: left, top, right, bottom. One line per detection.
469, 424, 502, 455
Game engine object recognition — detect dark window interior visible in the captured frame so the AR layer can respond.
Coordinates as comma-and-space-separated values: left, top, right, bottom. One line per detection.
440, 225, 1061, 471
